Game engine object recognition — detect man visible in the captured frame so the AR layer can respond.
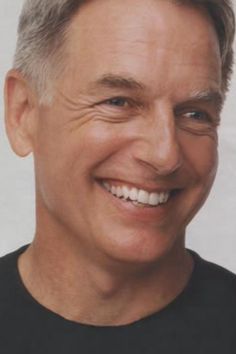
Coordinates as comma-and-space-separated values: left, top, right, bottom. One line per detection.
1, 0, 236, 352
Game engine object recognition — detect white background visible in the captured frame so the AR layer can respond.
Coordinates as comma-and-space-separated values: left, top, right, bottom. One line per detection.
0, 1, 236, 271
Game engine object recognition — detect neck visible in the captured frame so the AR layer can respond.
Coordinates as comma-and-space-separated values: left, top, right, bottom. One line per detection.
18, 233, 194, 326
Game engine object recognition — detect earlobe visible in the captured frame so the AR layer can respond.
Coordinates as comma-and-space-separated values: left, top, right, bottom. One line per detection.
4, 69, 37, 157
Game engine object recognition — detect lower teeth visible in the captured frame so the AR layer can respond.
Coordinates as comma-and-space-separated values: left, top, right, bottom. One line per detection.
120, 198, 154, 208
132, 201, 149, 208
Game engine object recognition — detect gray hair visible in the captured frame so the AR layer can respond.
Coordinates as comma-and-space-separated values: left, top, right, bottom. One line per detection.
13, 0, 235, 103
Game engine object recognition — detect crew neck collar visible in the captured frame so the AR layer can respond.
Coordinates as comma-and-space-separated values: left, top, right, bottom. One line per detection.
9, 244, 202, 329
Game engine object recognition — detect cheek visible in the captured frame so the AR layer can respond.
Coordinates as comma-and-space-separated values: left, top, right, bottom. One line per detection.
180, 132, 218, 181
69, 122, 128, 169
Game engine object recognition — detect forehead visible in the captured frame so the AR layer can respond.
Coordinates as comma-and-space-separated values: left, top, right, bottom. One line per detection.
62, 0, 221, 97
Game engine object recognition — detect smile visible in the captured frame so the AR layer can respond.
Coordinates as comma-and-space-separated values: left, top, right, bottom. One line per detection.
101, 181, 170, 208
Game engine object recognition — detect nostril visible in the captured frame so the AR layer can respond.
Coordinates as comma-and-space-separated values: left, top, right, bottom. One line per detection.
134, 131, 183, 176
137, 156, 183, 176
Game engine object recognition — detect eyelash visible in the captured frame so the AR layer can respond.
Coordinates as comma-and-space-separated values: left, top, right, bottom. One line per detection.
178, 110, 211, 123
97, 97, 215, 124
99, 96, 136, 108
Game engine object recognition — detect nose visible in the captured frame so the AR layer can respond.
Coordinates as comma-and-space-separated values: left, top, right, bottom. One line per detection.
135, 107, 183, 176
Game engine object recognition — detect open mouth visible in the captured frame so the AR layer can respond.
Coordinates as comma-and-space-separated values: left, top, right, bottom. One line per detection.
98, 179, 179, 209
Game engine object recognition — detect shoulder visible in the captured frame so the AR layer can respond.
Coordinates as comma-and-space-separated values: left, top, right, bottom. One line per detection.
189, 249, 236, 307
0, 246, 26, 273
0, 246, 28, 301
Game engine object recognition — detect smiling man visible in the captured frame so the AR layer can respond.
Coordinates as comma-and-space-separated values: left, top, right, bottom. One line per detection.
1, 0, 236, 353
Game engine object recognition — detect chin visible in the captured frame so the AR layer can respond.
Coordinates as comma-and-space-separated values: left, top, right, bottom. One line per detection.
94, 227, 183, 266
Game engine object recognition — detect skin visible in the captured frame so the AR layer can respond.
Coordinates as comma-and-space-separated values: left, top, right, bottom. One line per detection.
5, 0, 222, 325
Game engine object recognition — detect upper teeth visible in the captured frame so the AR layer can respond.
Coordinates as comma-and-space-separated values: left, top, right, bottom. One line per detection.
102, 182, 170, 206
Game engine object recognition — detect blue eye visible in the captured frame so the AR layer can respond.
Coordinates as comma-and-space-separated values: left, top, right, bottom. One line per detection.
184, 111, 209, 122
105, 97, 129, 107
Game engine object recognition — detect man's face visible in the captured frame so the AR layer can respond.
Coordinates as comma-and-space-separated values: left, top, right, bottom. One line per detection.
32, 0, 221, 265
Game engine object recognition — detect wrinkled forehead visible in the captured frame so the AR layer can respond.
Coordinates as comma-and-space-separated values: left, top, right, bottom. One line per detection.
61, 0, 221, 96
67, 0, 218, 42
65, 0, 220, 65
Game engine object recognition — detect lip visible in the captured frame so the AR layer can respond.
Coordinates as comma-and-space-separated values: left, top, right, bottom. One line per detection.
96, 179, 181, 222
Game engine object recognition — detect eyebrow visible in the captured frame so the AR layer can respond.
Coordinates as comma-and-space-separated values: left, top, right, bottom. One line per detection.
185, 89, 224, 111
88, 74, 224, 110
89, 74, 146, 91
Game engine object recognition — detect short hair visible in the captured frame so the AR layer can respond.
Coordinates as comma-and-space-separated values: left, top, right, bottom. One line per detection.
13, 0, 235, 103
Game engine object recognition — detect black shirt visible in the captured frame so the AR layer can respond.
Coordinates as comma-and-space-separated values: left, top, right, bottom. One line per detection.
0, 245, 236, 353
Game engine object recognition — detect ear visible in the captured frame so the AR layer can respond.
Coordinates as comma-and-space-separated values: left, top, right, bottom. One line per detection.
4, 69, 38, 157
